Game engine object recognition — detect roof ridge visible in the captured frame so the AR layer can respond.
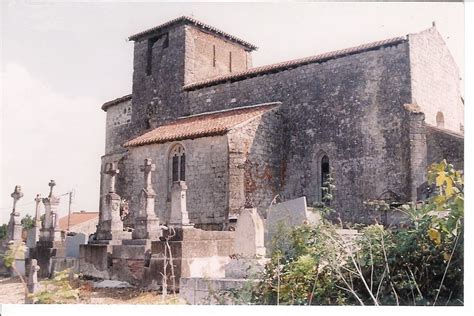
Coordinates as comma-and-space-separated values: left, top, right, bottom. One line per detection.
128, 16, 257, 50
184, 35, 407, 91
124, 102, 280, 147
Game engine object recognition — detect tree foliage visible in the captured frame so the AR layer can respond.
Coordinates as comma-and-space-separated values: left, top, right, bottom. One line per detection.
21, 214, 35, 230
0, 224, 7, 240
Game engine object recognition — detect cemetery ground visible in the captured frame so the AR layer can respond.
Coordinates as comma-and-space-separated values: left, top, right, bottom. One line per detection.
0, 275, 184, 304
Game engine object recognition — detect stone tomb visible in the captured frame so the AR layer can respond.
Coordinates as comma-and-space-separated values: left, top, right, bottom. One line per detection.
65, 233, 87, 258
143, 228, 235, 291
180, 208, 267, 304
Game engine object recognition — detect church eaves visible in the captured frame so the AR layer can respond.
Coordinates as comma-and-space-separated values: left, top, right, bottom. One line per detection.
183, 35, 407, 91
123, 102, 280, 147
128, 16, 257, 51
101, 94, 132, 111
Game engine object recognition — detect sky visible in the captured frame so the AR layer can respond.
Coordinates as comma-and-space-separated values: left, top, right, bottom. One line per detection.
0, 1, 466, 224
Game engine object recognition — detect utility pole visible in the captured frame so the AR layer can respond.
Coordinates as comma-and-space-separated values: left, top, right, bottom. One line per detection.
67, 190, 74, 232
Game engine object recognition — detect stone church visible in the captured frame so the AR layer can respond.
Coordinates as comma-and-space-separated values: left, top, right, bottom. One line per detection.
99, 16, 463, 229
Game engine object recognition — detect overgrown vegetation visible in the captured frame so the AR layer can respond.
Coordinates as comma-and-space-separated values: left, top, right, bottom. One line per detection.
0, 224, 7, 240
252, 160, 463, 305
32, 269, 80, 304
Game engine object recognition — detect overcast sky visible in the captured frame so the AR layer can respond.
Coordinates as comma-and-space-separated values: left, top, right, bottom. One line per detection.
0, 1, 465, 224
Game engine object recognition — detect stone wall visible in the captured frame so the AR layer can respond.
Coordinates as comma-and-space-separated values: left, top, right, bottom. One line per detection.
126, 136, 229, 226
227, 106, 285, 216
185, 26, 251, 84
105, 98, 133, 153
426, 126, 464, 170
408, 27, 464, 133
185, 42, 413, 222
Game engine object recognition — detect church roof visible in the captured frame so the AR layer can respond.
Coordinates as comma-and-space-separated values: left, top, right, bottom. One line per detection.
101, 94, 132, 111
58, 211, 99, 231
124, 102, 280, 147
183, 35, 406, 91
128, 16, 257, 51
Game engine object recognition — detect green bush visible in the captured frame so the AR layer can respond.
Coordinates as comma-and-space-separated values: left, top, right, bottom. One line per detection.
253, 160, 463, 306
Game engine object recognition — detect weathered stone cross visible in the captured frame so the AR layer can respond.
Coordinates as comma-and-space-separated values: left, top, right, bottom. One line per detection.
11, 185, 24, 214
34, 194, 42, 225
140, 158, 156, 192
48, 180, 56, 197
105, 162, 120, 193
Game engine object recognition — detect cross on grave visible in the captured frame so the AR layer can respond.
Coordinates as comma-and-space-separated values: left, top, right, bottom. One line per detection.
105, 162, 120, 193
11, 185, 24, 214
48, 180, 56, 197
34, 194, 42, 225
140, 158, 156, 192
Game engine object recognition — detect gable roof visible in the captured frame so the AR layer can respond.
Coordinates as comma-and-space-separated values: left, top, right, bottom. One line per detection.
58, 211, 99, 231
124, 102, 280, 148
128, 16, 257, 51
184, 35, 407, 91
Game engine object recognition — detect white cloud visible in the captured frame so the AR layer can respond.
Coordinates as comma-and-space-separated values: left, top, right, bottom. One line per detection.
0, 63, 105, 223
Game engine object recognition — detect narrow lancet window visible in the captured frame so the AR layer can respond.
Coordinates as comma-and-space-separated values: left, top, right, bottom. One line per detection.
321, 155, 330, 203
170, 144, 186, 184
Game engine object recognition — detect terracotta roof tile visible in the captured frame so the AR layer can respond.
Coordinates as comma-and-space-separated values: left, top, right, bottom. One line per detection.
183, 36, 406, 91
128, 16, 257, 50
124, 102, 280, 147
58, 211, 99, 231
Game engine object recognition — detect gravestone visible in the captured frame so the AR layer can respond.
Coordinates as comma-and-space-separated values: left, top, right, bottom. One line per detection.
66, 233, 87, 258
234, 208, 265, 258
40, 180, 61, 242
8, 185, 23, 241
28, 194, 43, 247
132, 158, 161, 240
265, 196, 320, 250
96, 162, 124, 241
26, 229, 38, 249
169, 181, 190, 227
26, 259, 40, 303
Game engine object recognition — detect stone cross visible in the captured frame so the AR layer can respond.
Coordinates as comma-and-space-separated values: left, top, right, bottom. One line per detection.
26, 259, 40, 303
11, 185, 24, 215
105, 162, 120, 193
8, 185, 23, 241
40, 179, 61, 242
170, 181, 190, 227
48, 179, 56, 197
96, 162, 124, 241
140, 158, 156, 193
132, 158, 160, 240
34, 194, 42, 226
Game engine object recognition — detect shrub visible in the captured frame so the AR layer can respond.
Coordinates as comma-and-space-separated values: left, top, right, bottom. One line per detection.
254, 160, 463, 306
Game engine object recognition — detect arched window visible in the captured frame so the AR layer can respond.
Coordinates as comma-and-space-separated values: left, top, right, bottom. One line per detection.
169, 144, 185, 182
320, 155, 330, 203
436, 112, 445, 128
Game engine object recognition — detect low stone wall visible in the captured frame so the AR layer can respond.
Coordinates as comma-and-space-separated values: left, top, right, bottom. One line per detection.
51, 257, 80, 274
79, 244, 111, 279
144, 228, 235, 290
180, 277, 259, 304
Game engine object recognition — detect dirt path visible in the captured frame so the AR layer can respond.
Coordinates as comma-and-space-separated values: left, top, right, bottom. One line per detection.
0, 277, 26, 304
0, 277, 184, 305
